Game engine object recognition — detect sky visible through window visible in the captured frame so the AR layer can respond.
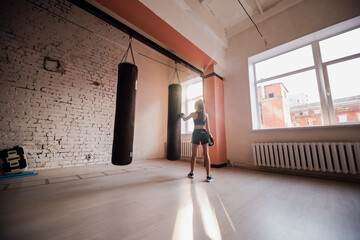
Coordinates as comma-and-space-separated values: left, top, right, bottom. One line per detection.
255, 45, 314, 80
181, 79, 203, 133
187, 82, 202, 101
255, 28, 360, 104
327, 57, 360, 100
319, 28, 360, 62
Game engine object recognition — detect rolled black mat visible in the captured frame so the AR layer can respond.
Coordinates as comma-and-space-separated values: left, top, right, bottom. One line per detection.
167, 84, 182, 160
112, 62, 138, 165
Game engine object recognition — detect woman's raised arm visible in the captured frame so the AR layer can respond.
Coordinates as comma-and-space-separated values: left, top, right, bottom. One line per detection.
181, 112, 195, 121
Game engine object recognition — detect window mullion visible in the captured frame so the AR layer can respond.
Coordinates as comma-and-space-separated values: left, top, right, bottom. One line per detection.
322, 63, 336, 124
323, 52, 360, 66
252, 64, 262, 129
312, 41, 333, 125
256, 66, 315, 84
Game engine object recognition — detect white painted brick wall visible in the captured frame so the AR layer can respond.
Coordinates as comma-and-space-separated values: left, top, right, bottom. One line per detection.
0, 0, 168, 169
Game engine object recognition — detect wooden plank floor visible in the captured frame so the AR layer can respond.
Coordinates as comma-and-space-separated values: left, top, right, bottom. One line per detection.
1, 159, 359, 240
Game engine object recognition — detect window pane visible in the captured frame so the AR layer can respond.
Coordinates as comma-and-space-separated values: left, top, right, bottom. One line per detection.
338, 115, 347, 123
257, 70, 323, 128
182, 87, 186, 104
255, 45, 314, 80
186, 99, 197, 132
187, 99, 197, 114
320, 28, 360, 62
327, 58, 360, 123
187, 82, 203, 99
181, 79, 203, 133
187, 120, 194, 133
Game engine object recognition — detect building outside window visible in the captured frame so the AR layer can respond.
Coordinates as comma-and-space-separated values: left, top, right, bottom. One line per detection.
306, 118, 313, 126
249, 17, 360, 129
181, 77, 203, 134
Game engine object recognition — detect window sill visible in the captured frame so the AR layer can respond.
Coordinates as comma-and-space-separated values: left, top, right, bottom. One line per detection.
252, 123, 360, 132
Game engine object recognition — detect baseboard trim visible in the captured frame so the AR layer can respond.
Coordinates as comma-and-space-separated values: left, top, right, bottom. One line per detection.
232, 162, 360, 183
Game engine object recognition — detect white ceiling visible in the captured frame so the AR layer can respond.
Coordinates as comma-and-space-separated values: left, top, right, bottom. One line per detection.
139, 0, 304, 70
201, 0, 257, 33
201, 0, 305, 39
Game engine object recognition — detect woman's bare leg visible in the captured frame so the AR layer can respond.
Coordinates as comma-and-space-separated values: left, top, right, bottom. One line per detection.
191, 144, 198, 172
202, 144, 210, 175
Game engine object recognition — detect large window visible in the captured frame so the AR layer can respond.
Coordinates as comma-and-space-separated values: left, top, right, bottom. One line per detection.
181, 77, 203, 134
249, 17, 360, 129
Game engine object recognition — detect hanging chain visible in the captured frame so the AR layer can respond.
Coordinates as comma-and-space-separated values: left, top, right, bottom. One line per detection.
170, 62, 180, 84
121, 37, 136, 64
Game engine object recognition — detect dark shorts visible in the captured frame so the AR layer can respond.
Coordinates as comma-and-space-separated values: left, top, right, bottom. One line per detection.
191, 129, 209, 145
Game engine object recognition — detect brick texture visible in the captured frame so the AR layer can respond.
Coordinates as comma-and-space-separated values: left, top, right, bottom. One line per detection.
0, 0, 168, 169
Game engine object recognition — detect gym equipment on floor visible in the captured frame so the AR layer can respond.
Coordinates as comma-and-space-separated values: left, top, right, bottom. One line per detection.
0, 146, 28, 174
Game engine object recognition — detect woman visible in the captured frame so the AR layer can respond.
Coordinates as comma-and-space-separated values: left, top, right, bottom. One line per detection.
180, 99, 213, 182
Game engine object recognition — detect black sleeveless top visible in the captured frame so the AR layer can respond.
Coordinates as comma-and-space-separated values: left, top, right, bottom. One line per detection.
194, 112, 206, 125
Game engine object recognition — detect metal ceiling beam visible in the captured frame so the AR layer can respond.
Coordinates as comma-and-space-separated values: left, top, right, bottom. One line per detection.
68, 0, 203, 75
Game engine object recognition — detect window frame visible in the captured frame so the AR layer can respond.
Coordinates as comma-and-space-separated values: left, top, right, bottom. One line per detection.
248, 16, 360, 130
321, 51, 360, 125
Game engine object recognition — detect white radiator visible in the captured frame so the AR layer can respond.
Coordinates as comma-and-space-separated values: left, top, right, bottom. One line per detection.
164, 142, 203, 158
181, 141, 203, 157
252, 142, 360, 174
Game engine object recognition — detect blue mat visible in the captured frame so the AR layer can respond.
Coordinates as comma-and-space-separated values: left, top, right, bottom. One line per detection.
0, 171, 38, 180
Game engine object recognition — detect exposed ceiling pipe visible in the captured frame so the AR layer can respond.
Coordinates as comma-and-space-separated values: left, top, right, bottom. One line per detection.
236, 0, 267, 46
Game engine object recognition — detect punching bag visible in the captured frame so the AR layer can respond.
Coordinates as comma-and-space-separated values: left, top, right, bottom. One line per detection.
112, 62, 138, 165
167, 83, 182, 160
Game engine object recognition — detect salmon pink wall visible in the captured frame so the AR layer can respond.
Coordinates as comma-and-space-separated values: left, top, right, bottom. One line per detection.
204, 73, 227, 166
95, 0, 215, 70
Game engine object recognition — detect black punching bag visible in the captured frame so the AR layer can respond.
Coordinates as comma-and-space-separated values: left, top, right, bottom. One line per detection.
112, 62, 138, 165
167, 84, 182, 160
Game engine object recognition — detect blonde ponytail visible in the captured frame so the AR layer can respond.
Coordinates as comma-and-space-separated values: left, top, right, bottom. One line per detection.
195, 99, 206, 115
